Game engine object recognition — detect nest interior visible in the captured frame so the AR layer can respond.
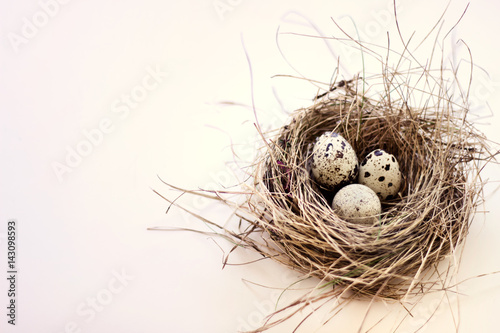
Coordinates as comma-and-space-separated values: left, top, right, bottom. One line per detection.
246, 76, 488, 300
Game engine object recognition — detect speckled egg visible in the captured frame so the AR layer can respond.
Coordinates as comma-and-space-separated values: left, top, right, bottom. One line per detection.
311, 132, 359, 190
358, 149, 402, 200
331, 184, 382, 225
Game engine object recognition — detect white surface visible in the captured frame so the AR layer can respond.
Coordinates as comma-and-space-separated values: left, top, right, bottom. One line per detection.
1, 0, 500, 332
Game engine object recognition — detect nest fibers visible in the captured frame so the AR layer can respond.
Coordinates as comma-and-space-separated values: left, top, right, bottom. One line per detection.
153, 35, 497, 333
253, 75, 487, 300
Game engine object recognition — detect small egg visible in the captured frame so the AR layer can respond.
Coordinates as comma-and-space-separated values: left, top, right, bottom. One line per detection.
311, 132, 359, 190
331, 184, 382, 225
358, 149, 402, 200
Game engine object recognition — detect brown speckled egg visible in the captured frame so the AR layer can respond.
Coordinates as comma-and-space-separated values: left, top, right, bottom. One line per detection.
332, 184, 382, 225
358, 149, 401, 200
311, 132, 359, 190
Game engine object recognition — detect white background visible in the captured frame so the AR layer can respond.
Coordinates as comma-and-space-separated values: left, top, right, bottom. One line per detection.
1, 0, 500, 332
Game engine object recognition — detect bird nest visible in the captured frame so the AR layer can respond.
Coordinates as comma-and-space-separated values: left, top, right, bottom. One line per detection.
250, 75, 485, 300
153, 21, 498, 333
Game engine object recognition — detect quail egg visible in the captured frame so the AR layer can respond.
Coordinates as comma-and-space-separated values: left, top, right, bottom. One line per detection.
358, 149, 401, 200
311, 132, 359, 190
331, 184, 382, 225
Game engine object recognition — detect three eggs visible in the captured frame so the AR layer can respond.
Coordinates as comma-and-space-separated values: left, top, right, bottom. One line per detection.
311, 131, 402, 224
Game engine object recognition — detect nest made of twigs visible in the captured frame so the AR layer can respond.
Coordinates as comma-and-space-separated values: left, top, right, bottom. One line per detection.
239, 74, 491, 302
153, 67, 496, 332
152, 17, 499, 330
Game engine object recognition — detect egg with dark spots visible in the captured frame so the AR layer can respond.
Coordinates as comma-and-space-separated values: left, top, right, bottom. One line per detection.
311, 132, 358, 190
358, 149, 401, 200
